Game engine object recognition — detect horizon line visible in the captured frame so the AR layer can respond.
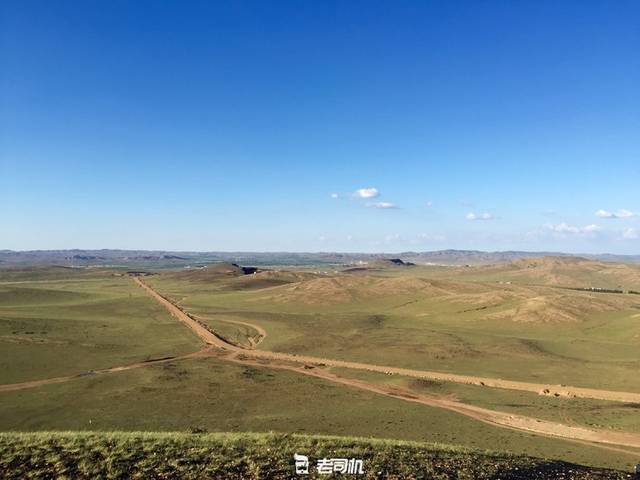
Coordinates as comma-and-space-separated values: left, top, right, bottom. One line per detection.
2, 248, 639, 257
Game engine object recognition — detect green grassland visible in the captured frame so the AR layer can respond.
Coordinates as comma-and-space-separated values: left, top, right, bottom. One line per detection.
0, 431, 630, 480
1, 356, 637, 471
195, 314, 262, 348
146, 261, 640, 393
2, 262, 640, 474
424, 257, 640, 292
0, 269, 200, 383
330, 367, 640, 434
0, 266, 101, 283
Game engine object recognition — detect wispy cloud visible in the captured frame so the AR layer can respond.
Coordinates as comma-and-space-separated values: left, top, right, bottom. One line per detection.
595, 209, 636, 219
353, 187, 379, 199
617, 209, 636, 218
622, 228, 638, 240
418, 232, 446, 242
595, 209, 615, 218
582, 224, 602, 233
329, 192, 340, 199
384, 233, 401, 243
367, 202, 398, 209
546, 223, 602, 236
466, 212, 494, 221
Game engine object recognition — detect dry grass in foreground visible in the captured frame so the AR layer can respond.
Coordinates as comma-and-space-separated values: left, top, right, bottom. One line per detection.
0, 431, 635, 479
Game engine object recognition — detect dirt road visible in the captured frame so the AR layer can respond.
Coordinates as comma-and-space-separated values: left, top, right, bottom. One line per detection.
222, 352, 640, 455
135, 278, 640, 451
3, 277, 640, 452
135, 279, 640, 404
192, 314, 267, 348
0, 346, 213, 393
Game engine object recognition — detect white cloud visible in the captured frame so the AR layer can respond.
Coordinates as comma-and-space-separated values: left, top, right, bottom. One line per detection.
330, 193, 339, 199
425, 201, 433, 208
546, 223, 602, 236
617, 209, 636, 218
596, 209, 616, 218
595, 208, 636, 219
582, 224, 602, 233
549, 223, 580, 234
367, 202, 398, 209
622, 228, 639, 240
418, 232, 446, 242
466, 212, 494, 221
384, 233, 401, 243
353, 187, 379, 199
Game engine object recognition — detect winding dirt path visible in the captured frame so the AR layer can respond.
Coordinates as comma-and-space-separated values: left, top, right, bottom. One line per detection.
135, 278, 640, 451
193, 314, 267, 348
0, 346, 213, 393
221, 352, 640, 456
3, 277, 640, 452
135, 279, 640, 404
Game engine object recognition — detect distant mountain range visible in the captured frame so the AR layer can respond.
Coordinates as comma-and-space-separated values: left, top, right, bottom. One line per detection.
1, 249, 639, 268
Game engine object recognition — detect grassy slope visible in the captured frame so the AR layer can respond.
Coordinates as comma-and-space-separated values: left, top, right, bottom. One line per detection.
145, 266, 640, 393
0, 271, 201, 383
2, 265, 640, 474
331, 367, 640, 435
1, 356, 637, 471
435, 258, 640, 291
139, 266, 640, 469
0, 431, 631, 480
187, 313, 261, 348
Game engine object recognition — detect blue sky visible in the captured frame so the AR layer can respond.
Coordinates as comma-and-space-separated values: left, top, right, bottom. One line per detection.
1, 1, 639, 253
